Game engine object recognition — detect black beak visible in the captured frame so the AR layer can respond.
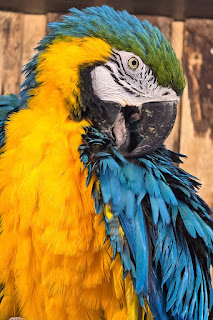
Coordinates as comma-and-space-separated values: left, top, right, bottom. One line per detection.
115, 101, 177, 157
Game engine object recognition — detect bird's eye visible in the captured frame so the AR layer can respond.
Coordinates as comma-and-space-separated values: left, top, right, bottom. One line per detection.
128, 57, 139, 70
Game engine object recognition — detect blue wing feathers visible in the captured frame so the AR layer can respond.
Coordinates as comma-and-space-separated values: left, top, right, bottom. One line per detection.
135, 205, 149, 295
119, 212, 136, 258
0, 94, 19, 149
80, 127, 213, 320
150, 195, 160, 224
125, 190, 135, 219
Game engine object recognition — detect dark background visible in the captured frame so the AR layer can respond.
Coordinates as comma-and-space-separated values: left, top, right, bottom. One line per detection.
0, 0, 212, 20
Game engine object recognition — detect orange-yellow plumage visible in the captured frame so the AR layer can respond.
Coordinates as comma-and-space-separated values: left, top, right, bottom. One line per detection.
0, 37, 141, 320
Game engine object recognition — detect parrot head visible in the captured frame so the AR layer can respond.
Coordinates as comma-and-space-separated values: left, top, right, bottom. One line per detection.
23, 6, 185, 157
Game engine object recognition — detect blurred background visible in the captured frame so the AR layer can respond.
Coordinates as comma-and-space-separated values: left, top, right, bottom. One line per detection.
0, 0, 212, 209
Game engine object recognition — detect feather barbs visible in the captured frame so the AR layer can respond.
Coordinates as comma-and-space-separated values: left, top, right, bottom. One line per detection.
35, 36, 111, 118
0, 101, 129, 319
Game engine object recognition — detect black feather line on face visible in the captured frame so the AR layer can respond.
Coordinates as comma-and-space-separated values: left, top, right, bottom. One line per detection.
104, 64, 143, 96
79, 63, 178, 158
79, 63, 122, 142
79, 64, 142, 151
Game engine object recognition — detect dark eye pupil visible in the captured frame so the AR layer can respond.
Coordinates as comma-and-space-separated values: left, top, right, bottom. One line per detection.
132, 60, 137, 66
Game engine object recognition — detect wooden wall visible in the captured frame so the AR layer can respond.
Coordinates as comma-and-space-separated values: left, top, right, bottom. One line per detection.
0, 11, 212, 210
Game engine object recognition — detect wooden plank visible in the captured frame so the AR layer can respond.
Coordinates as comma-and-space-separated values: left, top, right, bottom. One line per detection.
0, 11, 24, 95
21, 14, 46, 84
1, 0, 213, 19
165, 21, 184, 152
180, 19, 213, 209
46, 12, 62, 33
47, 12, 62, 24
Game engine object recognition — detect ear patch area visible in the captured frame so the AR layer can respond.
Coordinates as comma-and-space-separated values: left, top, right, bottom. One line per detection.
36, 37, 112, 118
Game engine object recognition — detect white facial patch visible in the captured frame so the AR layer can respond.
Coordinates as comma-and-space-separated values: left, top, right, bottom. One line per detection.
91, 50, 179, 107
91, 66, 144, 107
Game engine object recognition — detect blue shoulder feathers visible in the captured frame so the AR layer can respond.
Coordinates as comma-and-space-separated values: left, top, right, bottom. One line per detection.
80, 126, 213, 320
0, 94, 19, 149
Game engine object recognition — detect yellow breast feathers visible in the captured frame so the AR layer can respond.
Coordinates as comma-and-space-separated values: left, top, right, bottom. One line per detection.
0, 37, 140, 320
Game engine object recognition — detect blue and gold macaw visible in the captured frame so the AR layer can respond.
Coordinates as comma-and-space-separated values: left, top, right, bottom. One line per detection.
0, 6, 212, 320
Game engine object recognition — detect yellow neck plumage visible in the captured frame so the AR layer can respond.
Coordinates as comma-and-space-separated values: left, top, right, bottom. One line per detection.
0, 36, 154, 320
30, 36, 112, 119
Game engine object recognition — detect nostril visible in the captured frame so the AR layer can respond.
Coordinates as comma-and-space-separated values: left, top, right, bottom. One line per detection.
129, 113, 140, 123
122, 105, 140, 123
162, 92, 169, 96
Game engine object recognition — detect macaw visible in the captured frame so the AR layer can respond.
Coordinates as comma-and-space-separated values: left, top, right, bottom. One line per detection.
0, 5, 212, 320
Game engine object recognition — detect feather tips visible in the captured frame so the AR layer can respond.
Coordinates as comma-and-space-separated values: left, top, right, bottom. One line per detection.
0, 94, 19, 149
80, 126, 213, 320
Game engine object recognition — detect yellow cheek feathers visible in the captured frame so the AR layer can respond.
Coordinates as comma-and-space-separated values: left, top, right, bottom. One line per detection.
35, 37, 112, 118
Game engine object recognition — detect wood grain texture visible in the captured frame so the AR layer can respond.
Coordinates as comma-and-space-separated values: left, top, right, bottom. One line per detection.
46, 12, 63, 32
180, 19, 213, 209
165, 21, 184, 152
21, 14, 46, 84
185, 20, 213, 137
0, 11, 23, 95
